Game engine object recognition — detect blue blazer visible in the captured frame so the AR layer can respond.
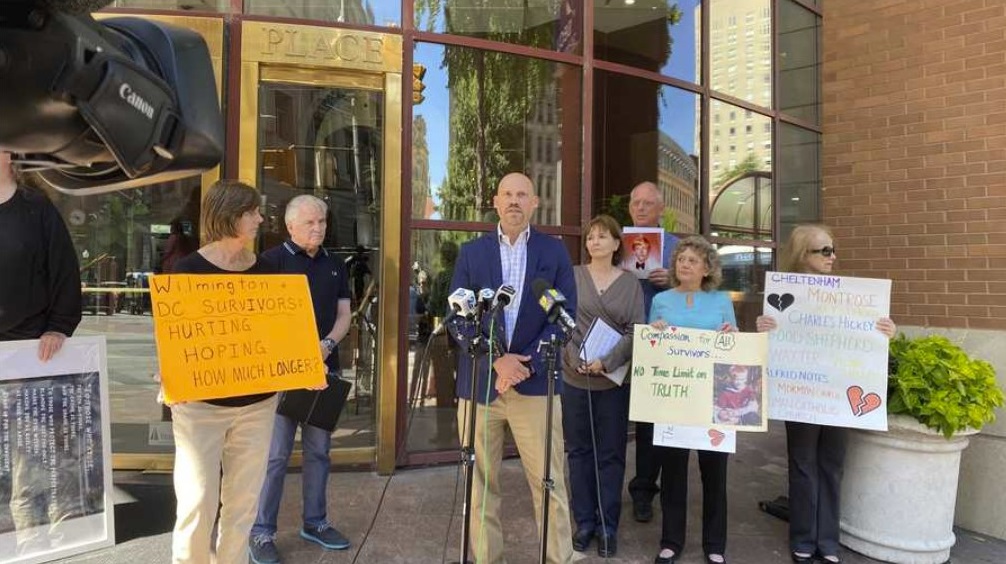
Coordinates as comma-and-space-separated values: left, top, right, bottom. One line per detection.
449, 228, 576, 404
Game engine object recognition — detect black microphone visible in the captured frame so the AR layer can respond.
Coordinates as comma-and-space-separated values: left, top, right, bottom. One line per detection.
531, 278, 575, 335
491, 284, 516, 313
477, 288, 495, 312
432, 310, 466, 337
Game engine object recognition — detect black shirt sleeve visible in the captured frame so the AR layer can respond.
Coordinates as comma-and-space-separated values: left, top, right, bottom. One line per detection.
42, 197, 82, 336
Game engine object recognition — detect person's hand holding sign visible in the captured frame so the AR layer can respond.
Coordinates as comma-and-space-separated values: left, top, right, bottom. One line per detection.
37, 331, 67, 362
755, 315, 777, 332
876, 318, 896, 338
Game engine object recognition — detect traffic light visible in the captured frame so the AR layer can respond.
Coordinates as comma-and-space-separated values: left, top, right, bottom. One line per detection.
412, 64, 426, 105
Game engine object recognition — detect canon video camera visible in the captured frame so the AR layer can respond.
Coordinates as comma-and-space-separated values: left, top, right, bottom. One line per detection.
0, 0, 223, 194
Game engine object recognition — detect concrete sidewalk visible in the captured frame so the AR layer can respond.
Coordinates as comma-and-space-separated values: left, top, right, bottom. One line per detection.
61, 422, 1005, 563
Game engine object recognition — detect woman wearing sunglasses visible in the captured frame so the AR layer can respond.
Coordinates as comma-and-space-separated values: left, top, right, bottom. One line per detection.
756, 224, 895, 564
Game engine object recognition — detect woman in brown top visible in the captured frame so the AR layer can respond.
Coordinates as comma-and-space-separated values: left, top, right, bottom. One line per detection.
561, 215, 645, 558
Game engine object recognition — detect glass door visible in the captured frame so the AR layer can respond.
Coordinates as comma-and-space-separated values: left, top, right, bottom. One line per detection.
256, 78, 384, 452
239, 22, 403, 472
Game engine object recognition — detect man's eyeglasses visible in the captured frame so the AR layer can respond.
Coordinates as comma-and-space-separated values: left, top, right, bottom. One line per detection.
808, 246, 836, 258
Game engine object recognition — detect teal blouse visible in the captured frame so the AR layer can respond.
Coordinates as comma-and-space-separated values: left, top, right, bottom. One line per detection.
649, 288, 737, 331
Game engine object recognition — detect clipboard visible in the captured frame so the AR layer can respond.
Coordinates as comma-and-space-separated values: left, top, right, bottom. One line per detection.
579, 317, 629, 386
275, 374, 352, 432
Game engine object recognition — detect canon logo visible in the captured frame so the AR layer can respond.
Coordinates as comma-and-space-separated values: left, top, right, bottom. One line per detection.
119, 84, 154, 120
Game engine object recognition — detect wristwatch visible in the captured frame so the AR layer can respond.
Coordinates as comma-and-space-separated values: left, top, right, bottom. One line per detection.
321, 338, 336, 352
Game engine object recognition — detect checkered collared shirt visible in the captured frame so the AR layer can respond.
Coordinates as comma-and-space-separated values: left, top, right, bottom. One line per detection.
497, 224, 530, 348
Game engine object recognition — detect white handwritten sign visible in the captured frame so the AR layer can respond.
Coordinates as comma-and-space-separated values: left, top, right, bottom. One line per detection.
653, 424, 737, 453
629, 325, 768, 431
763, 272, 891, 430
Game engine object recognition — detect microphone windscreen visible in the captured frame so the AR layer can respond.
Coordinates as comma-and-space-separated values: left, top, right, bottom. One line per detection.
531, 278, 549, 300
37, 0, 115, 14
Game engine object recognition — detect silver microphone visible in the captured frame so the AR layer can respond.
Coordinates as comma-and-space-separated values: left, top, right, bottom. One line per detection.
447, 287, 477, 320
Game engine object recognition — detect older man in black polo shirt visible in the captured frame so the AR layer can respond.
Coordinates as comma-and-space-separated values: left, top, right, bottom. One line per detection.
249, 195, 351, 564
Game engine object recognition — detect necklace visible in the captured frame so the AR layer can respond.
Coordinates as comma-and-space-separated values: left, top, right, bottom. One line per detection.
588, 264, 619, 295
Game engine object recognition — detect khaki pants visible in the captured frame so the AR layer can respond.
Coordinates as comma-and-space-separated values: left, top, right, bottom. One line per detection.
170, 396, 278, 564
457, 391, 574, 564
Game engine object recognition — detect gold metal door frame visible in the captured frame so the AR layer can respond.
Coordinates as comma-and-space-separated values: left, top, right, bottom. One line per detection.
239, 22, 403, 474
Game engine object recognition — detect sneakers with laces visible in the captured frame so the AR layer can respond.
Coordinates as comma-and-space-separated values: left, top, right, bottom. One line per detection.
300, 524, 350, 550
248, 535, 281, 564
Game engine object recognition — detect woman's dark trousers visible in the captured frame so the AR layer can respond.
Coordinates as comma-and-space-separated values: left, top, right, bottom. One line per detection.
658, 447, 729, 556
561, 383, 630, 537
786, 421, 847, 556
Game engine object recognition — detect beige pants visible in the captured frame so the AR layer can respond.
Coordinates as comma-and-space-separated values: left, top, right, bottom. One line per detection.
457, 391, 574, 564
170, 396, 278, 564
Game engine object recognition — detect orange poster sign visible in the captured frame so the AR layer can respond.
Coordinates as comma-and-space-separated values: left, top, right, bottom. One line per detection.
150, 274, 325, 403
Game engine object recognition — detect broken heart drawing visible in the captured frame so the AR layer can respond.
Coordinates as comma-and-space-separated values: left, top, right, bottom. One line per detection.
846, 385, 882, 416
767, 293, 795, 312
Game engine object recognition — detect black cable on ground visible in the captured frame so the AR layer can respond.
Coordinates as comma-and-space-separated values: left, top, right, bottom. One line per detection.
351, 335, 438, 564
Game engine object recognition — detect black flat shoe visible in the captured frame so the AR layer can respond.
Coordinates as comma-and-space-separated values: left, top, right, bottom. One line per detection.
596, 534, 616, 557
791, 552, 814, 563
571, 528, 594, 552
633, 500, 654, 523
654, 550, 677, 564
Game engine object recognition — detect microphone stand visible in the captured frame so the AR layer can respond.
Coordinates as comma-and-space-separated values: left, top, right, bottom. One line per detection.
536, 326, 570, 564
455, 306, 489, 564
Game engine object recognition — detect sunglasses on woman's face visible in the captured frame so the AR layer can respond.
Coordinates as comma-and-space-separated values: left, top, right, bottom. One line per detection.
808, 246, 836, 258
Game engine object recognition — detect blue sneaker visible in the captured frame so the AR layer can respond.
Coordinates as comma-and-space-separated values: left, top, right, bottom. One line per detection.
248, 534, 281, 564
300, 524, 350, 550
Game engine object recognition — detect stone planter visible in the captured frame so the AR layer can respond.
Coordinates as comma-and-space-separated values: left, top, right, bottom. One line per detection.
840, 414, 978, 564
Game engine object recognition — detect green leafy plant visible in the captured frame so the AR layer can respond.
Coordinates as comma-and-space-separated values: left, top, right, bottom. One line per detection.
600, 194, 631, 226
887, 334, 1004, 438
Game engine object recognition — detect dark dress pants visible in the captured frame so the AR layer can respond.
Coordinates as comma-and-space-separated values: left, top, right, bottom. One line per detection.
629, 421, 662, 503
561, 382, 630, 537
658, 447, 729, 556
786, 421, 847, 555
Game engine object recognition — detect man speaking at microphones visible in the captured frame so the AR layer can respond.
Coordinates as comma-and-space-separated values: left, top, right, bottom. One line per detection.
449, 172, 577, 564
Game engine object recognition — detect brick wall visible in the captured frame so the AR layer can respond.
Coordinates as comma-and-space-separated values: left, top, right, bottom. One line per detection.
821, 0, 1006, 330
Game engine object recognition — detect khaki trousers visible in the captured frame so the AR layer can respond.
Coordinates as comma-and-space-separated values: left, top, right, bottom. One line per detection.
457, 391, 574, 564
170, 396, 278, 564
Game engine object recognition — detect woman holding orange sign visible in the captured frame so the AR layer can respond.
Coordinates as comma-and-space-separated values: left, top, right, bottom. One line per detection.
162, 180, 279, 564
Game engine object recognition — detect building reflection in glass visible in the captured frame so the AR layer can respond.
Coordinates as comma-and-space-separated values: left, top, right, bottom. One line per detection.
412, 42, 581, 226
415, 0, 581, 53
594, 0, 701, 82
593, 72, 700, 234
257, 82, 386, 449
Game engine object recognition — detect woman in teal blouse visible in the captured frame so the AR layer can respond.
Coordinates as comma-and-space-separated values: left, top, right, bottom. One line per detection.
649, 236, 736, 564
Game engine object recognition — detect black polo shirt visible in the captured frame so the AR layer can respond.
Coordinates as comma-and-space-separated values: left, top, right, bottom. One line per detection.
261, 240, 351, 371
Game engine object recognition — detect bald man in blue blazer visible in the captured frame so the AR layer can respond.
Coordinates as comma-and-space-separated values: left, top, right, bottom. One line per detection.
449, 172, 577, 564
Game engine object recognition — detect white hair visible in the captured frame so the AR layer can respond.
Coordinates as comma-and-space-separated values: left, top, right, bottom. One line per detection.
285, 194, 328, 223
